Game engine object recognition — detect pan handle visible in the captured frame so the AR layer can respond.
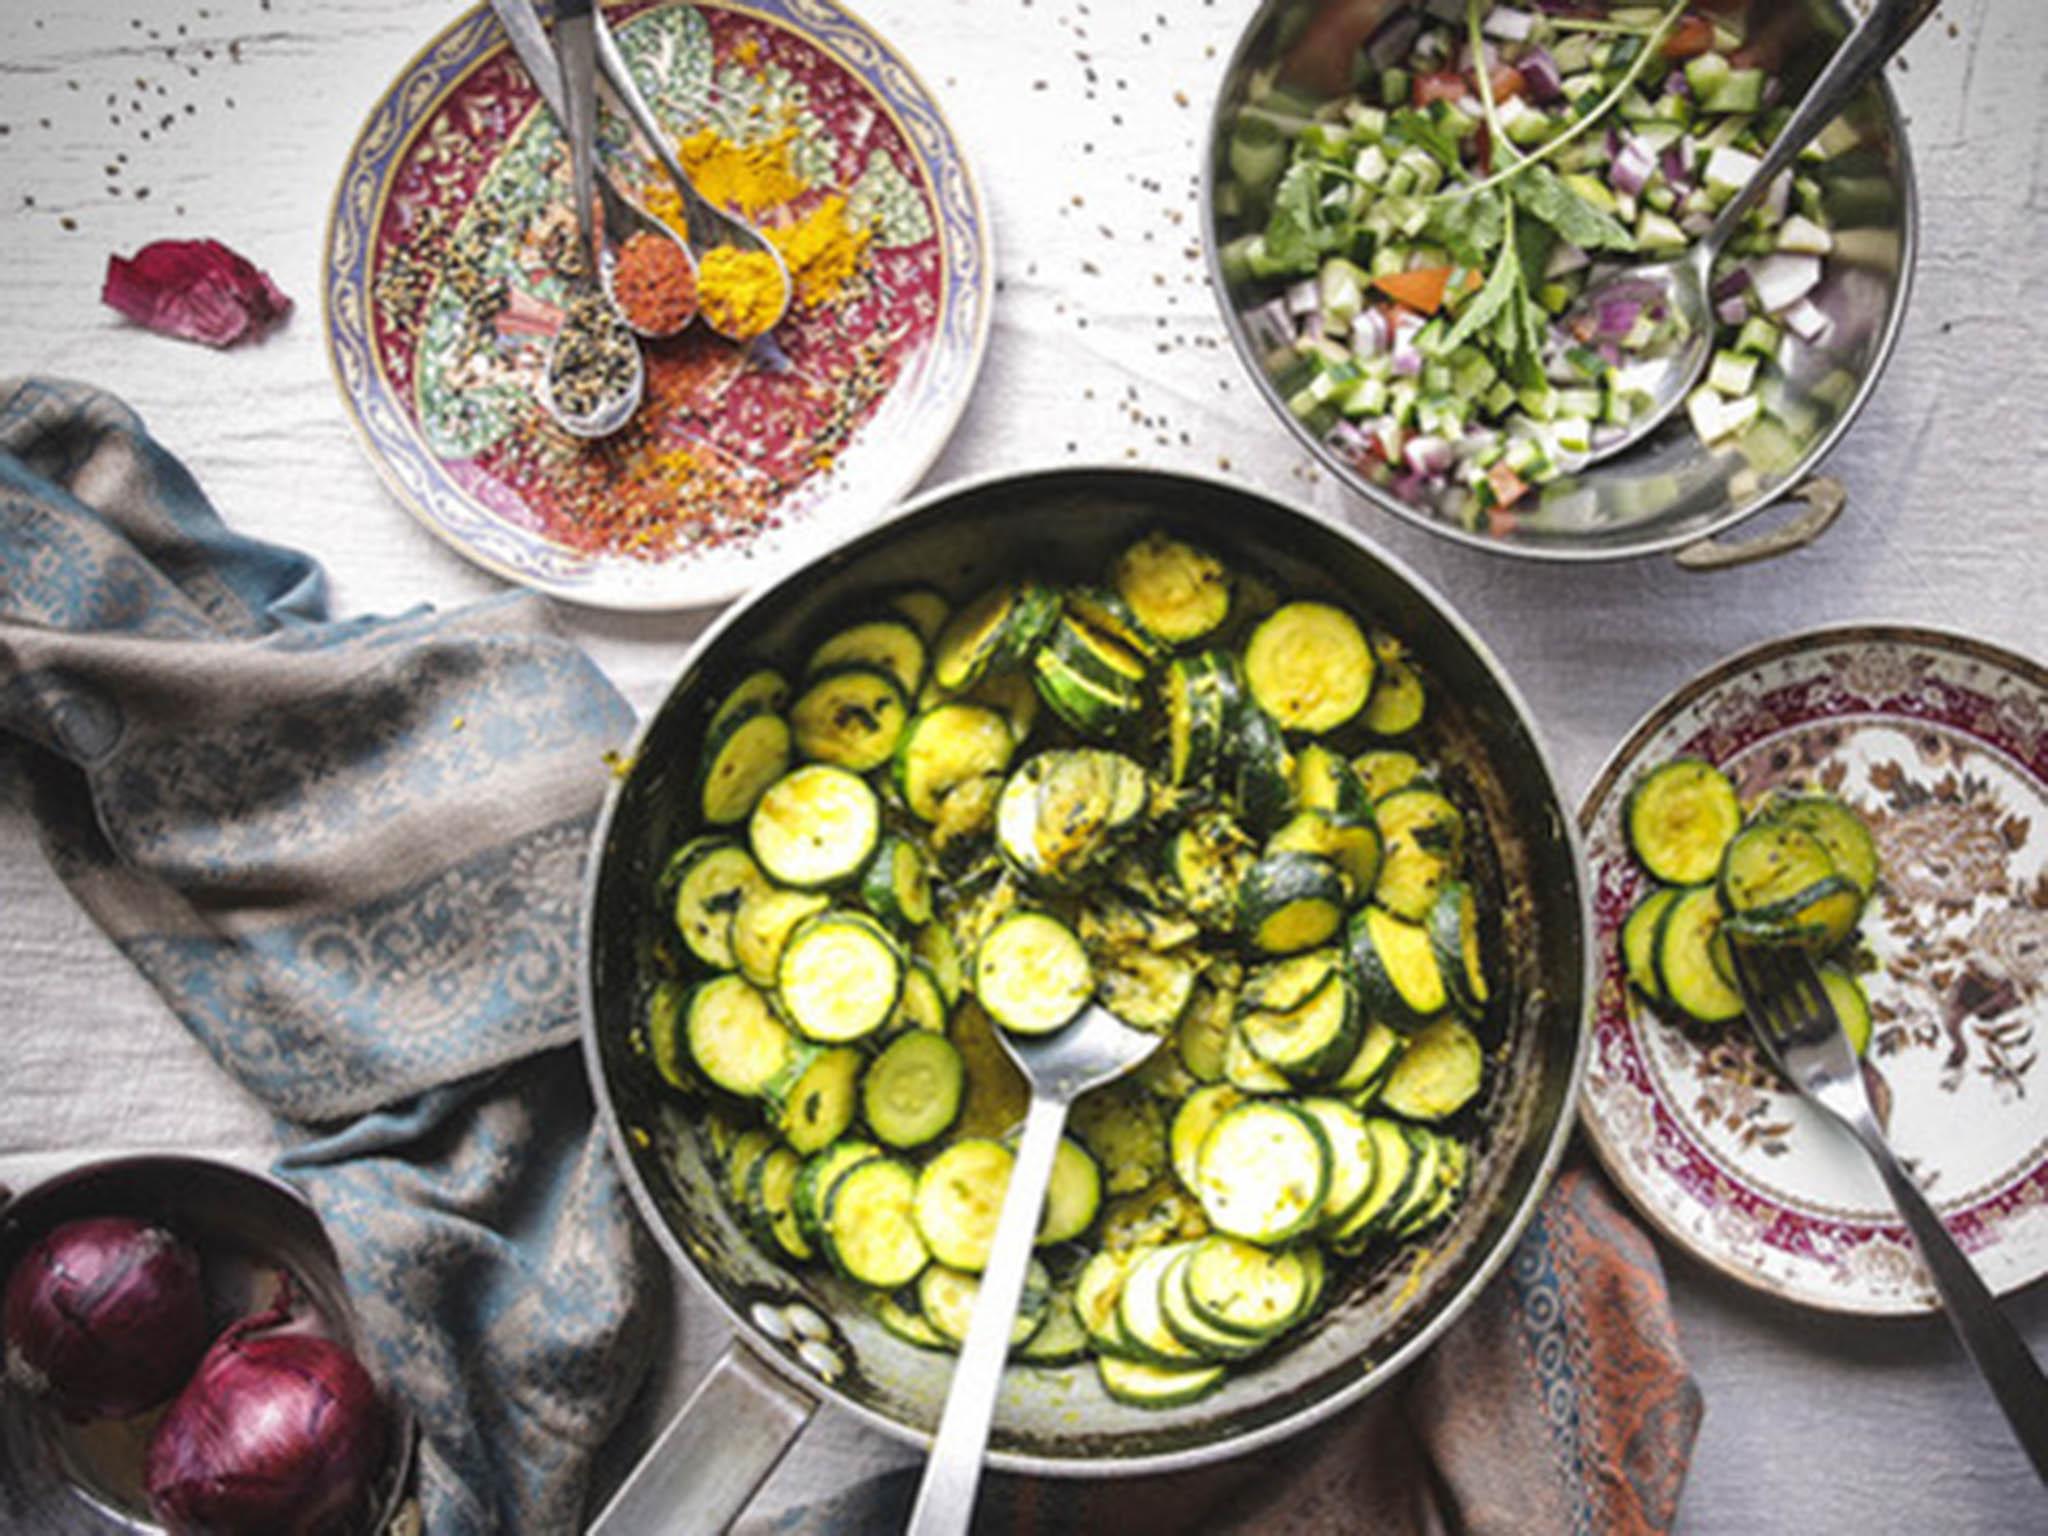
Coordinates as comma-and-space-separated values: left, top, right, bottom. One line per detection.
588, 1342, 817, 1536
1673, 477, 1847, 572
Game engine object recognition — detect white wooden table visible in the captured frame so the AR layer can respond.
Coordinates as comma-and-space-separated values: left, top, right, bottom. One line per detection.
3, 2, 2044, 1529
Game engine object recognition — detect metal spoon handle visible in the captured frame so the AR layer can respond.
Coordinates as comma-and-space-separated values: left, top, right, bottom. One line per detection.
554, 0, 600, 275
905, 1093, 1070, 1536
1848, 1116, 2048, 1484
589, 8, 723, 241
1707, 0, 1938, 248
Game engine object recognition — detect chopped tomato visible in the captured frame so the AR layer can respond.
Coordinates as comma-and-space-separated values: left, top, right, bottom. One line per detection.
1662, 15, 1716, 59
1372, 266, 1455, 316
1486, 461, 1531, 512
1412, 71, 1468, 107
1488, 65, 1527, 102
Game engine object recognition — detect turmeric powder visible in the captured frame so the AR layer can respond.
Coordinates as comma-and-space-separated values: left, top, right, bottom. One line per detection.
698, 246, 786, 338
678, 127, 806, 216
770, 195, 871, 309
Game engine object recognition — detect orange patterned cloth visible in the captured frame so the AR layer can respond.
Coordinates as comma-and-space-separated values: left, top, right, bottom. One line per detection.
783, 1158, 1701, 1536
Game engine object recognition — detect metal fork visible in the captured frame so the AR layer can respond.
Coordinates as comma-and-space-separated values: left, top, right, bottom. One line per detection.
1728, 941, 2048, 1482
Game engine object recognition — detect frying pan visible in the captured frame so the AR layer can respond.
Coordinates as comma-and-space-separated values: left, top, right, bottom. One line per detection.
579, 468, 1593, 1532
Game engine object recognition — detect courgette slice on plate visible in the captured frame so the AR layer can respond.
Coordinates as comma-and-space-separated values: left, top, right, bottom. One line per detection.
1372, 785, 1466, 921
1818, 963, 1874, 1056
1037, 1136, 1104, 1244
1651, 885, 1744, 1025
673, 840, 773, 970
1113, 530, 1231, 647
1352, 748, 1428, 803
822, 1156, 929, 1289
1620, 887, 1680, 1008
767, 1044, 863, 1154
1627, 759, 1743, 886
1719, 822, 1864, 949
806, 616, 928, 698
685, 974, 796, 1096
932, 579, 1061, 692
860, 834, 934, 928
1267, 808, 1383, 897
1181, 1234, 1316, 1338
918, 1258, 1050, 1348
1351, 905, 1449, 1032
708, 667, 790, 737
1243, 601, 1374, 736
1114, 1244, 1206, 1366
1070, 1081, 1170, 1195
699, 704, 794, 827
789, 666, 908, 773
779, 911, 904, 1043
995, 748, 1148, 888
862, 1032, 964, 1149
795, 1140, 880, 1244
748, 764, 880, 890
913, 1137, 1014, 1271
1096, 1353, 1227, 1408
1239, 968, 1361, 1082
1762, 792, 1880, 897
1330, 1117, 1416, 1250
1294, 743, 1374, 824
1193, 1100, 1330, 1244
896, 702, 1015, 822
1360, 629, 1426, 737
1377, 1016, 1483, 1121
975, 911, 1095, 1036
1159, 650, 1240, 787
1298, 1096, 1378, 1232
732, 886, 831, 990
1426, 881, 1492, 1021
1239, 851, 1347, 955
745, 1145, 814, 1263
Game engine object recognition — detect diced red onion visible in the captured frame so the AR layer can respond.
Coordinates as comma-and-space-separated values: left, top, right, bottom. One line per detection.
1663, 69, 1692, 100
1518, 47, 1564, 103
1611, 138, 1657, 199
1284, 278, 1321, 317
3, 1217, 210, 1423
100, 240, 291, 349
1595, 296, 1644, 340
1711, 265, 1753, 301
1680, 211, 1715, 238
1301, 312, 1327, 347
1392, 471, 1434, 503
1326, 420, 1376, 462
1660, 143, 1695, 191
1782, 298, 1832, 342
1716, 295, 1752, 327
1762, 170, 1793, 225
1242, 298, 1295, 354
1483, 8, 1535, 42
1352, 307, 1392, 356
1404, 435, 1454, 476
1392, 341, 1425, 378
1748, 253, 1824, 314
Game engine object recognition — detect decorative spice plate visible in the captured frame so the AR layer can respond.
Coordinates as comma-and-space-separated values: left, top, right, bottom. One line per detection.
1580, 627, 2048, 1315
324, 0, 990, 610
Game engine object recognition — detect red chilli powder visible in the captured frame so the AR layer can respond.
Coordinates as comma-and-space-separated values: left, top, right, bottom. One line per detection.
612, 232, 697, 334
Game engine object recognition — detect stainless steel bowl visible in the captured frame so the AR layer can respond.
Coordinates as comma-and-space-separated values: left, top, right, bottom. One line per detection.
0, 1157, 416, 1536
580, 466, 1594, 1533
1203, 0, 1917, 564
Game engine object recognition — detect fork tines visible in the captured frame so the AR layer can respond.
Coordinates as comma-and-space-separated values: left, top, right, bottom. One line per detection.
1727, 941, 1827, 1046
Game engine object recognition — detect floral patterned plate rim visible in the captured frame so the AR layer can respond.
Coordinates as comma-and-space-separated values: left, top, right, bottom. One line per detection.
323, 0, 992, 611
1578, 624, 2048, 1316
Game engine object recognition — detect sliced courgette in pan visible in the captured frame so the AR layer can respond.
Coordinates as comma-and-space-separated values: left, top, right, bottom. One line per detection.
1239, 968, 1361, 1082
1158, 1249, 1265, 1361
918, 1258, 1050, 1348
1113, 531, 1231, 647
1038, 1137, 1104, 1244
768, 1044, 863, 1154
823, 1156, 929, 1289
1096, 1353, 1226, 1407
896, 703, 1015, 821
995, 749, 1147, 888
1332, 1018, 1406, 1100
932, 579, 1061, 692
966, 667, 1040, 744
889, 960, 949, 1036
1652, 885, 1744, 1025
1620, 887, 1680, 1008
1267, 808, 1382, 897
779, 910, 904, 1043
1182, 1235, 1316, 1337
1231, 702, 1298, 835
1222, 1019, 1292, 1094
807, 616, 927, 698
1160, 811, 1255, 932
1360, 629, 1426, 737
1159, 650, 1240, 787
645, 979, 694, 1093
796, 1140, 880, 1244
860, 834, 934, 928
1114, 1244, 1205, 1366
1169, 1084, 1245, 1191
1066, 585, 1166, 661
1034, 612, 1150, 740
1329, 1117, 1416, 1250
707, 667, 790, 737
699, 705, 794, 827
745, 1145, 814, 1262
789, 666, 908, 772
1016, 1289, 1092, 1365
1193, 1100, 1330, 1244
885, 585, 951, 644
1298, 1096, 1378, 1233
1294, 743, 1374, 824
1381, 1124, 1446, 1235
1239, 852, 1347, 955
1627, 759, 1743, 886
748, 764, 880, 890
1377, 1016, 1483, 1121
1372, 785, 1465, 921
913, 1137, 1013, 1272
975, 910, 1095, 1036
1351, 905, 1448, 1032
686, 974, 796, 1096
673, 840, 772, 970
1426, 882, 1491, 1021
1070, 1081, 1170, 1195
1096, 945, 1202, 1032
1352, 748, 1427, 803
732, 885, 830, 990
915, 922, 966, 1007
874, 1289, 949, 1350
1242, 601, 1374, 735
1076, 1248, 1143, 1359
1175, 981, 1234, 1084
863, 1032, 964, 1149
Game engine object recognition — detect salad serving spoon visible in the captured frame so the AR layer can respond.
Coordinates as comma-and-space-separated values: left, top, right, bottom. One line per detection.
1572, 0, 1937, 466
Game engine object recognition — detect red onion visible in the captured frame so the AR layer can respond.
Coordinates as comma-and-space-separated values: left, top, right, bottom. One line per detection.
1518, 46, 1564, 103
145, 1288, 386, 1536
3, 1216, 209, 1422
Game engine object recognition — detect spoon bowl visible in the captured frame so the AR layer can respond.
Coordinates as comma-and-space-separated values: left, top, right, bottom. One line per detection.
597, 180, 699, 341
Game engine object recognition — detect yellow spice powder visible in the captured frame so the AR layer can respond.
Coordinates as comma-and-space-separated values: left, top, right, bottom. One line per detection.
678, 126, 806, 217
770, 195, 871, 309
698, 246, 786, 338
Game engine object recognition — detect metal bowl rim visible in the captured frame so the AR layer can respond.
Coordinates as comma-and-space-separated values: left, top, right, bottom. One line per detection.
578, 461, 1597, 1479
1196, 0, 1921, 564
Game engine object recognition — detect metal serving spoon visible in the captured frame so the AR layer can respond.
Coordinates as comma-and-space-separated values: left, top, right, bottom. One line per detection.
529, 0, 644, 438
905, 1003, 1158, 1536
590, 5, 795, 342
1571, 0, 1937, 466
488, 0, 697, 342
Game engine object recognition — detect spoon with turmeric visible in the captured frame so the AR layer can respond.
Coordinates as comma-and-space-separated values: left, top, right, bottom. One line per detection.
590, 6, 793, 343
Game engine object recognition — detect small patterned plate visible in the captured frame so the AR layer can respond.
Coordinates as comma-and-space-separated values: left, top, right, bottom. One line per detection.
1580, 626, 2048, 1315
324, 0, 990, 610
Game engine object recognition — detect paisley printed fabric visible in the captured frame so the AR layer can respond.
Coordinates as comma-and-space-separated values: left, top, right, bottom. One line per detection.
0, 378, 661, 1535
763, 1164, 1702, 1536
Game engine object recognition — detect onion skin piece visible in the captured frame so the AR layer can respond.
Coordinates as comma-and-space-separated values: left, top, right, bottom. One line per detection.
145, 1294, 388, 1536
2, 1216, 210, 1422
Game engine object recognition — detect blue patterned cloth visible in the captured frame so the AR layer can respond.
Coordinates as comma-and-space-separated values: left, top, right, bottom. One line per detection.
0, 378, 662, 1534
